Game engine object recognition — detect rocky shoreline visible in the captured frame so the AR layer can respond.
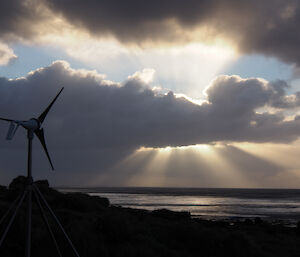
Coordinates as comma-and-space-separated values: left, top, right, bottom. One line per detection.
1, 177, 300, 257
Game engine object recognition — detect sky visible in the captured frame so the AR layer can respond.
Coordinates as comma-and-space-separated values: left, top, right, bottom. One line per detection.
1, 0, 300, 188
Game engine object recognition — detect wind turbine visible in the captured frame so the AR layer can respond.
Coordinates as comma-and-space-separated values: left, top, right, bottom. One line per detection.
0, 87, 80, 257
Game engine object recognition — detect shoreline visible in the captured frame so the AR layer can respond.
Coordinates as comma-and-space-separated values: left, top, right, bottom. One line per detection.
1, 177, 300, 257
58, 186, 300, 227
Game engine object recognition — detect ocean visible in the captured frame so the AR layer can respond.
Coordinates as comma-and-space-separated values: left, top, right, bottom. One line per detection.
59, 187, 300, 225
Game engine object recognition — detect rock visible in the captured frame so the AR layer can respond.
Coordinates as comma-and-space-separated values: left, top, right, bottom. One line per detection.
296, 221, 300, 236
0, 185, 7, 193
35, 179, 50, 189
244, 218, 253, 225
254, 217, 263, 225
8, 176, 27, 191
55, 192, 110, 212
151, 208, 191, 220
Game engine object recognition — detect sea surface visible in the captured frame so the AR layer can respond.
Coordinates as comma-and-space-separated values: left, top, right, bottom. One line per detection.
59, 187, 300, 225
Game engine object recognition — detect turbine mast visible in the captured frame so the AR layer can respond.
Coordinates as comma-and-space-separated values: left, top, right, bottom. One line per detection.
27, 130, 34, 179
25, 130, 34, 257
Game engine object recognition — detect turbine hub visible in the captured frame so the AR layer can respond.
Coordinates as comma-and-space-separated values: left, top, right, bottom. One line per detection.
21, 118, 40, 131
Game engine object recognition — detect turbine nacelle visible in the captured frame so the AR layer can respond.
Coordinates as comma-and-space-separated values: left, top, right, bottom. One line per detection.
7, 118, 41, 140
20, 118, 41, 131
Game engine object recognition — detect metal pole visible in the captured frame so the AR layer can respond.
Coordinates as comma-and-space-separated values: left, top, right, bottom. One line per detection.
33, 184, 81, 257
27, 130, 33, 178
25, 130, 34, 257
33, 188, 63, 257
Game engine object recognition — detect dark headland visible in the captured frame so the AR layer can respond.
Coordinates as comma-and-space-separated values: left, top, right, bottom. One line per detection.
1, 177, 300, 257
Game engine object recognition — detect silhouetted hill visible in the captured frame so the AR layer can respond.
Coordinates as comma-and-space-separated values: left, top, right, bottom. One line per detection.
0, 176, 300, 257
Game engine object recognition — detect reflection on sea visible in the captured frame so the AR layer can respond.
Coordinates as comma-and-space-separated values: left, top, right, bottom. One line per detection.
88, 189, 300, 223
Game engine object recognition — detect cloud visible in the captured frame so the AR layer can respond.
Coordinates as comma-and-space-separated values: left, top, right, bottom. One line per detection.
1, 1, 300, 67
0, 0, 48, 42
0, 61, 300, 184
0, 42, 17, 66
42, 0, 300, 66
206, 76, 300, 110
128, 68, 155, 84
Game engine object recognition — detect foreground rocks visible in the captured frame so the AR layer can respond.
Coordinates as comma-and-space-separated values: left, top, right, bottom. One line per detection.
0, 176, 300, 257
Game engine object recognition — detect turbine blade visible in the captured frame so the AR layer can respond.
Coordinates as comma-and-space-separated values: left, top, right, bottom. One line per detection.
6, 122, 19, 140
38, 87, 64, 124
0, 117, 13, 122
34, 128, 54, 170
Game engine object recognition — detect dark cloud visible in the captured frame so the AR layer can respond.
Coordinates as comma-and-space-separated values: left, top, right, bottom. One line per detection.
1, 1, 300, 66
0, 61, 300, 185
206, 76, 300, 110
0, 0, 46, 41
42, 0, 300, 66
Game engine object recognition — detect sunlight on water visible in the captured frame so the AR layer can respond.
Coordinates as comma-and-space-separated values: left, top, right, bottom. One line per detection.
89, 189, 300, 223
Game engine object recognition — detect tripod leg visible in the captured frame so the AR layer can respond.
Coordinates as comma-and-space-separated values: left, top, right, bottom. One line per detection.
0, 190, 27, 248
0, 192, 23, 227
33, 184, 80, 257
32, 188, 63, 257
25, 185, 32, 257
